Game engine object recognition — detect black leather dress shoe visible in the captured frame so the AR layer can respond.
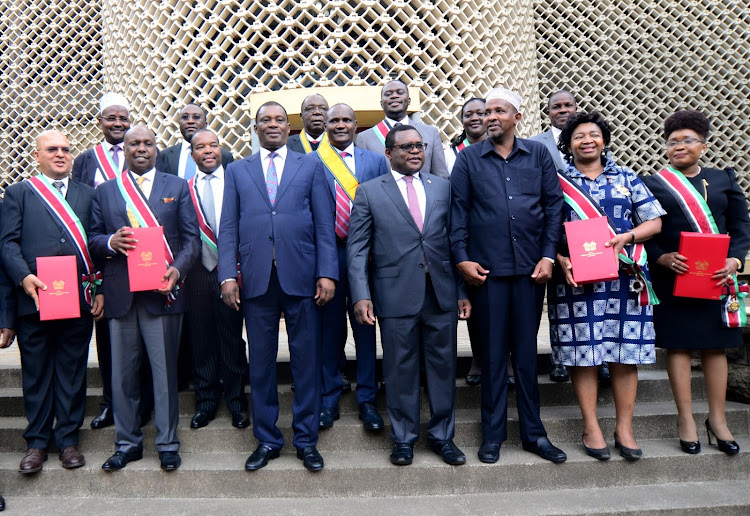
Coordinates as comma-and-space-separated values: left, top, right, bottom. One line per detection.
390, 443, 414, 466
190, 411, 215, 429
231, 412, 251, 428
159, 451, 181, 471
319, 407, 340, 429
522, 437, 567, 463
465, 374, 481, 386
296, 446, 324, 471
0, 494, 5, 511
507, 376, 515, 386
90, 407, 114, 429
245, 444, 280, 471
341, 374, 352, 393
359, 402, 384, 431
102, 450, 143, 471
478, 442, 501, 463
429, 439, 466, 465
549, 364, 570, 383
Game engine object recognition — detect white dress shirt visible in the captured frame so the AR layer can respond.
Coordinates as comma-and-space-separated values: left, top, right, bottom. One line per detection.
260, 145, 288, 185
133, 168, 156, 199
385, 116, 410, 128
47, 175, 70, 197
551, 126, 565, 164
391, 170, 426, 221
196, 166, 224, 235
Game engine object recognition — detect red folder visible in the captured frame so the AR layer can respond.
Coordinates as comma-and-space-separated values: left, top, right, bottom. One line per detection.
673, 232, 730, 300
127, 226, 168, 292
37, 255, 81, 321
564, 216, 619, 284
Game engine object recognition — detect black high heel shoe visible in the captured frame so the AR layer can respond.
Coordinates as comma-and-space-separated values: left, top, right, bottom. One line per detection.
679, 439, 701, 454
705, 419, 740, 455
614, 432, 642, 461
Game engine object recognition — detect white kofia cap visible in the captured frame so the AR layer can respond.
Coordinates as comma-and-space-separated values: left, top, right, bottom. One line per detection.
486, 87, 522, 112
99, 92, 130, 114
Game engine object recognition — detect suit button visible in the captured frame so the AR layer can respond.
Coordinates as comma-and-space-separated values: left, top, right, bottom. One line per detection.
511, 215, 516, 220
418, 263, 424, 268
513, 237, 517, 242
508, 195, 513, 200
272, 211, 276, 215
268, 236, 273, 240
60, 238, 66, 243
506, 177, 510, 181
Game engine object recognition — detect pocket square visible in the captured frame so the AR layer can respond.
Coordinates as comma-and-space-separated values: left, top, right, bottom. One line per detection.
161, 197, 175, 203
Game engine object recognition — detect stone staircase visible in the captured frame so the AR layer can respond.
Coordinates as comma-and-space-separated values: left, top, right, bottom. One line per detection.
1, 356, 750, 515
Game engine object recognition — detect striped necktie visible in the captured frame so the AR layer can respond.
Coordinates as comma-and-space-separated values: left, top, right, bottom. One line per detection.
266, 151, 279, 204
334, 152, 351, 239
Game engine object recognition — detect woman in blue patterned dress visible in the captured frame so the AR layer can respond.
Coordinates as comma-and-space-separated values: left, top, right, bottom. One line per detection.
548, 111, 665, 460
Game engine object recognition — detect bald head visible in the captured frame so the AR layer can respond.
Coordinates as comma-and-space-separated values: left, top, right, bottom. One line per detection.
326, 103, 357, 150
34, 130, 73, 179
123, 125, 157, 175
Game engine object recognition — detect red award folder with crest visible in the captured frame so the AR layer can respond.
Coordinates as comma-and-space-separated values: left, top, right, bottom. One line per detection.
673, 232, 730, 300
37, 255, 80, 321
127, 226, 167, 292
564, 216, 619, 284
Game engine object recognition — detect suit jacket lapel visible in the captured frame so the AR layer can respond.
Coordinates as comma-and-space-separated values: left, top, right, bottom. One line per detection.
275, 151, 301, 204
421, 173, 435, 230
381, 174, 420, 233
244, 154, 272, 208
148, 173, 166, 207
65, 180, 81, 216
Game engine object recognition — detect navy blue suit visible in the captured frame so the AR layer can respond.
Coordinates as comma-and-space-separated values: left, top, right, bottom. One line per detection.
218, 147, 337, 450
0, 179, 96, 450
156, 143, 234, 177
314, 147, 388, 410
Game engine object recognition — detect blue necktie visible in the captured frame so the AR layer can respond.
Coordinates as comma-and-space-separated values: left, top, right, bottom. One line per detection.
266, 151, 279, 204
184, 151, 197, 180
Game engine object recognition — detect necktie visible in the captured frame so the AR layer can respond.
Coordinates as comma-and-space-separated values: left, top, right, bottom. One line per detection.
52, 180, 65, 197
403, 175, 423, 232
111, 144, 121, 170
200, 174, 219, 271
127, 176, 146, 228
266, 151, 279, 205
334, 151, 351, 240
184, 150, 197, 180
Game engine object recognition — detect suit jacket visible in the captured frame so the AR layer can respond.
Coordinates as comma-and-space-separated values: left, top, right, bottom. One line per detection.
0, 201, 17, 328
156, 143, 234, 177
0, 179, 97, 318
347, 172, 461, 318
313, 147, 389, 212
355, 120, 450, 179
529, 130, 565, 172
218, 149, 338, 299
287, 134, 324, 154
88, 172, 201, 318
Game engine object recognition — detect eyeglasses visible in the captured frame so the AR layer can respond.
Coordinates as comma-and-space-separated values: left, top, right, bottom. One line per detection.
666, 137, 704, 148
101, 116, 129, 123
389, 142, 428, 152
302, 105, 328, 114
180, 114, 204, 121
42, 146, 72, 154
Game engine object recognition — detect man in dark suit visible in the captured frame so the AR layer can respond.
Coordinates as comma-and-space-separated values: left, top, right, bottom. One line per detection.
312, 103, 388, 430
184, 129, 249, 430
0, 130, 104, 474
356, 80, 449, 178
89, 126, 200, 472
71, 92, 154, 430
156, 103, 234, 179
0, 202, 10, 510
219, 101, 337, 472
347, 125, 471, 466
451, 88, 566, 464
287, 94, 329, 153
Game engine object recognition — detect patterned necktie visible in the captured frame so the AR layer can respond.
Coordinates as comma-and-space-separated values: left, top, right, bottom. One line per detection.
201, 174, 219, 270
334, 151, 351, 239
403, 175, 423, 232
127, 176, 146, 228
111, 144, 121, 170
184, 150, 197, 180
52, 180, 65, 197
266, 151, 279, 205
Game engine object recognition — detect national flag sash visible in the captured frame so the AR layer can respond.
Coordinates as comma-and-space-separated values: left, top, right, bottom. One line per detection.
315, 140, 359, 201
722, 275, 748, 328
93, 143, 121, 183
299, 130, 329, 154
454, 138, 470, 153
26, 176, 101, 305
558, 172, 658, 306
652, 167, 719, 234
372, 120, 392, 147
116, 171, 181, 305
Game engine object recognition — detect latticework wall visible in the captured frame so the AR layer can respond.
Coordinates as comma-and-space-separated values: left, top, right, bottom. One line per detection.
2, 0, 748, 200
535, 0, 750, 188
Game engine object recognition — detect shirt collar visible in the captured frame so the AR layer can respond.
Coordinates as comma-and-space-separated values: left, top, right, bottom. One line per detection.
101, 140, 122, 152
391, 170, 421, 182
260, 146, 287, 161
334, 143, 356, 157
550, 126, 562, 143
385, 116, 410, 127
479, 136, 528, 157
181, 140, 192, 154
132, 168, 157, 182
197, 165, 224, 181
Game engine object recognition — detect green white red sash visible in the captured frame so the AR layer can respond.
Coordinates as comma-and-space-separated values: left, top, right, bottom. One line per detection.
722, 275, 748, 327
558, 172, 658, 306
454, 138, 470, 153
26, 176, 101, 305
116, 171, 181, 304
372, 120, 392, 146
299, 130, 329, 154
652, 166, 719, 234
93, 143, 121, 183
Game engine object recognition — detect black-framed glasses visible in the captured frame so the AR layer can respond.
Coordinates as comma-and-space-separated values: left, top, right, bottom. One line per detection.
389, 142, 428, 152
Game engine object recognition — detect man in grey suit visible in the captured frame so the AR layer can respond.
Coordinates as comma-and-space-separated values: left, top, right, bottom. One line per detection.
287, 94, 329, 153
356, 80, 449, 178
347, 125, 471, 467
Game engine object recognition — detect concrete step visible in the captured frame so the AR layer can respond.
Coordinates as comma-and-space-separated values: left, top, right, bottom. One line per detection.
7, 480, 750, 515
1, 437, 748, 500
0, 370, 707, 418
0, 400, 746, 454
